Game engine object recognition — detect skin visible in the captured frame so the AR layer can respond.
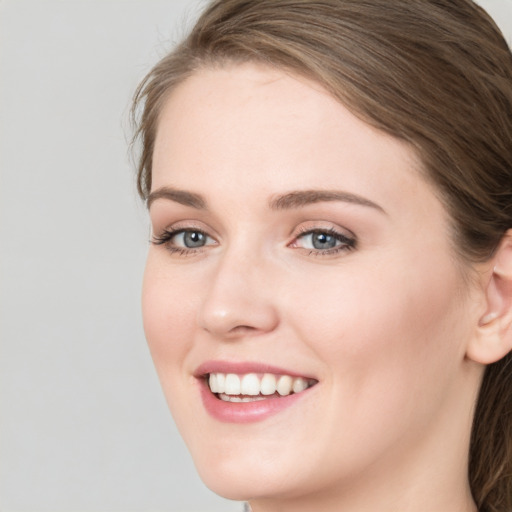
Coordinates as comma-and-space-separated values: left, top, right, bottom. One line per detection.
143, 63, 486, 511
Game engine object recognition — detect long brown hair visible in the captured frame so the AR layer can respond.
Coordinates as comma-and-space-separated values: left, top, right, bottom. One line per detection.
132, 1, 512, 509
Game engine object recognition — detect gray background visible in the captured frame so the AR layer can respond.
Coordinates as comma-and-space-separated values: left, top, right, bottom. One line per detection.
1, 1, 511, 511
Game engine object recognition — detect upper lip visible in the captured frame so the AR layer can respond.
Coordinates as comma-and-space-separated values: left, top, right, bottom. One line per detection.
194, 360, 317, 380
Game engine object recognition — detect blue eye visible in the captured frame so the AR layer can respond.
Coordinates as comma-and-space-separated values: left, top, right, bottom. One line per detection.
309, 232, 338, 250
152, 228, 216, 252
176, 230, 208, 248
293, 229, 356, 254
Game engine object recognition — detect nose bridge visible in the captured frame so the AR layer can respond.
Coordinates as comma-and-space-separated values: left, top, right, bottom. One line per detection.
198, 240, 279, 338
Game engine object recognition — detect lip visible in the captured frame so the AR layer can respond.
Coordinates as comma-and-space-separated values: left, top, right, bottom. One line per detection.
195, 360, 318, 423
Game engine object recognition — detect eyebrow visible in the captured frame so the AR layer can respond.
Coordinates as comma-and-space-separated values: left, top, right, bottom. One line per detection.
147, 187, 207, 210
147, 186, 385, 214
269, 190, 386, 213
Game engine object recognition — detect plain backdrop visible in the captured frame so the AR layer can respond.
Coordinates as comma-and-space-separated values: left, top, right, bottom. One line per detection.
1, 1, 511, 511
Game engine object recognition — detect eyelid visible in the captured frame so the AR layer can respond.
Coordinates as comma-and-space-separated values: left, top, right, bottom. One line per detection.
151, 219, 218, 240
150, 221, 219, 254
291, 221, 356, 241
289, 223, 357, 255
152, 227, 215, 245
150, 220, 356, 258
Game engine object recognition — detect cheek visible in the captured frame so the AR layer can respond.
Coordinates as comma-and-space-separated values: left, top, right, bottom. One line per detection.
288, 253, 467, 426
141, 256, 199, 388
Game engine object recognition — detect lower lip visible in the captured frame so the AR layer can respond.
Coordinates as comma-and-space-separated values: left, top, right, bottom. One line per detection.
199, 380, 313, 423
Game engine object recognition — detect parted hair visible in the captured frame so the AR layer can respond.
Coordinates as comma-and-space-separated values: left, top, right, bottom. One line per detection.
132, 1, 512, 510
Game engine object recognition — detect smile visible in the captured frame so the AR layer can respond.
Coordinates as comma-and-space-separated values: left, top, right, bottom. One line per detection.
196, 362, 319, 422
208, 372, 316, 402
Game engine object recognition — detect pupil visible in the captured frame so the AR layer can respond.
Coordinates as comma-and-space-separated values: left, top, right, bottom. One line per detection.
184, 231, 205, 248
312, 232, 336, 250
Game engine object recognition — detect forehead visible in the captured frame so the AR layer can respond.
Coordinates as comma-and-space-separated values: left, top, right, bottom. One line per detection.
153, 63, 422, 194
152, 64, 453, 241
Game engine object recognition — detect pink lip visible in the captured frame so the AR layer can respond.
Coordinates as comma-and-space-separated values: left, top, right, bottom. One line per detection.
194, 360, 318, 424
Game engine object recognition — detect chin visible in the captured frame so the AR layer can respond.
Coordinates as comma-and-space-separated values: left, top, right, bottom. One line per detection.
187, 433, 332, 503
197, 464, 296, 503
199, 470, 265, 502
187, 443, 284, 500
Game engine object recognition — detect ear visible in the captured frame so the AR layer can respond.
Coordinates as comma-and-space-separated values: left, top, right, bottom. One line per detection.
467, 230, 512, 365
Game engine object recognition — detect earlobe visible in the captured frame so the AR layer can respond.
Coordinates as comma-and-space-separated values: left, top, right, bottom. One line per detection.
467, 230, 512, 365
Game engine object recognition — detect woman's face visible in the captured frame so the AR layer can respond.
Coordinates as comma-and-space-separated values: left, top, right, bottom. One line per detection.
143, 63, 481, 505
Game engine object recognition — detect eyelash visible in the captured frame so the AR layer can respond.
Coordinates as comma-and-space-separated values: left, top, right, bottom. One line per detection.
292, 227, 356, 256
151, 228, 214, 256
151, 226, 356, 257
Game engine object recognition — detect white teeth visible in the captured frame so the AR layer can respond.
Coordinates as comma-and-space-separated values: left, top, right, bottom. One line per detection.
216, 373, 225, 391
209, 374, 218, 393
241, 373, 260, 395
219, 393, 267, 402
224, 374, 241, 395
260, 374, 277, 395
208, 372, 315, 398
241, 396, 266, 402
292, 377, 308, 393
277, 375, 293, 396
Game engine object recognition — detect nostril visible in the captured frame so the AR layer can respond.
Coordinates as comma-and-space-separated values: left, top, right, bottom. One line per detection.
230, 325, 256, 334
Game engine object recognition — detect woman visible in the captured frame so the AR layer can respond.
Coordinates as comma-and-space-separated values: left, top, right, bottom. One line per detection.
132, 1, 512, 511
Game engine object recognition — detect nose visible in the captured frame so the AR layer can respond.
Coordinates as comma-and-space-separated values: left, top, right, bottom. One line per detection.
197, 249, 279, 339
